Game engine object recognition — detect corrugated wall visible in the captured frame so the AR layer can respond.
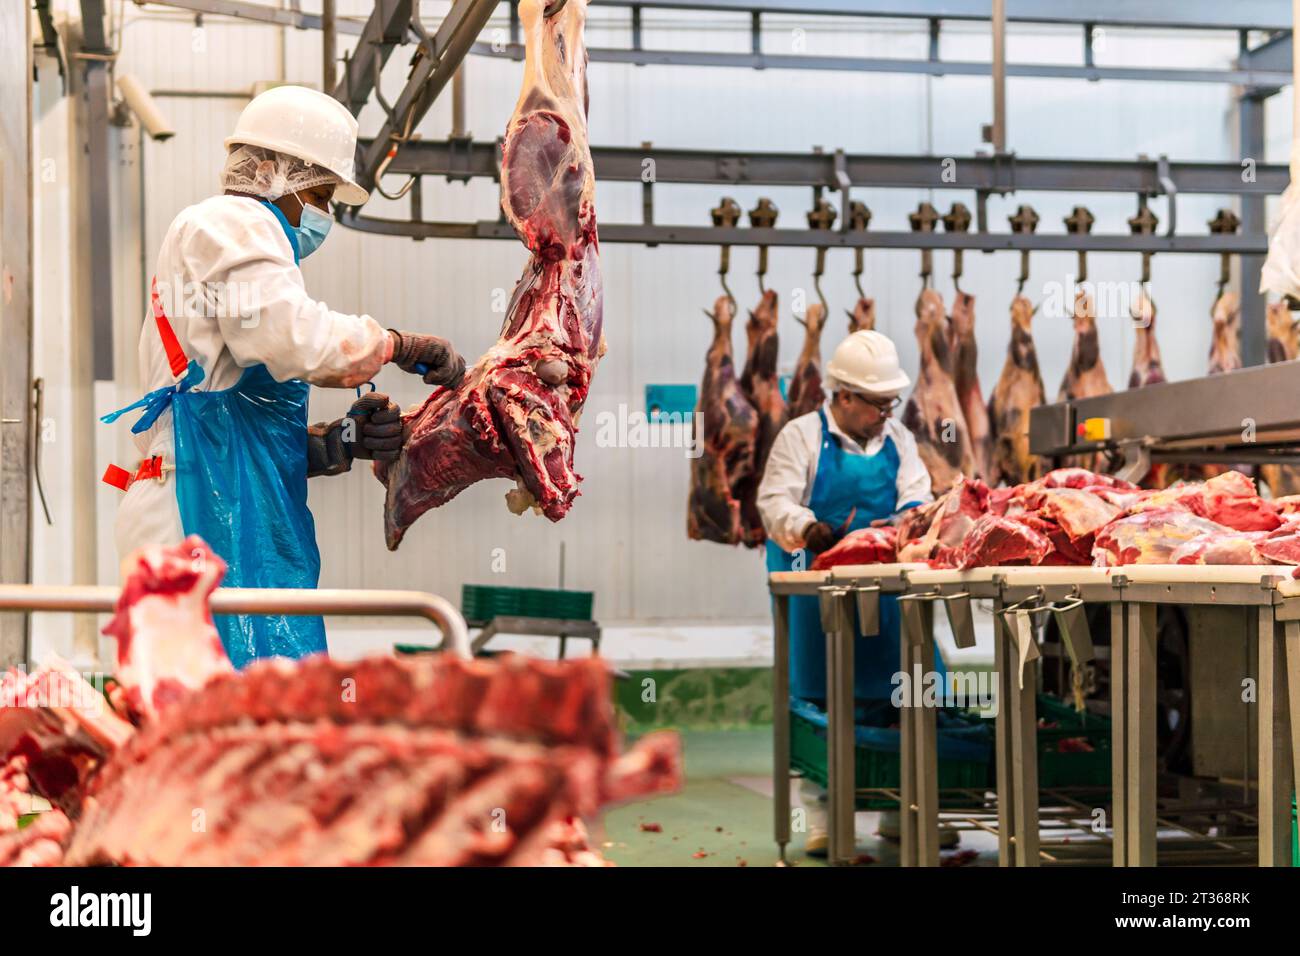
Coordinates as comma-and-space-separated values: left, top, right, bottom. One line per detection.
35, 5, 1278, 645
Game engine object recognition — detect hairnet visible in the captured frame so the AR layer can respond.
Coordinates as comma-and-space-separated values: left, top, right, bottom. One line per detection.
220, 143, 340, 201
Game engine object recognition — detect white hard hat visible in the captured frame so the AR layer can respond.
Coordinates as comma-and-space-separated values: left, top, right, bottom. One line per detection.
825, 330, 911, 395
224, 85, 368, 207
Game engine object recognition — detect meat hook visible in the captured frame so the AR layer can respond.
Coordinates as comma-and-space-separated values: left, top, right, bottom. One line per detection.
807, 197, 837, 320
1207, 207, 1240, 300
1007, 204, 1039, 297
748, 197, 778, 295
941, 202, 971, 297
1128, 201, 1158, 286
908, 201, 939, 291
1063, 205, 1093, 294
544, 0, 568, 17
710, 196, 742, 311
846, 200, 871, 300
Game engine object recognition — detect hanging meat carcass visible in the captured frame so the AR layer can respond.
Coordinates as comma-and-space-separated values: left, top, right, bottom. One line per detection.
734, 289, 786, 546
378, 0, 603, 549
787, 302, 827, 419
902, 288, 975, 495
988, 295, 1046, 487
687, 295, 759, 545
1208, 291, 1242, 374
1127, 289, 1165, 388
950, 290, 991, 481
1261, 302, 1300, 497
848, 297, 876, 332
1058, 289, 1112, 401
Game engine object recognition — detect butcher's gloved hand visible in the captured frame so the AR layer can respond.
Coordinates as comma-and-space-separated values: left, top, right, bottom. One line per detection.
345, 392, 404, 462
388, 329, 466, 387
803, 521, 836, 553
307, 393, 406, 478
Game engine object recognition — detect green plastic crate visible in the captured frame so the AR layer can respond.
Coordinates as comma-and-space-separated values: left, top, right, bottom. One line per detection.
789, 700, 994, 810
1036, 694, 1111, 789
1293, 794, 1297, 867
461, 584, 593, 623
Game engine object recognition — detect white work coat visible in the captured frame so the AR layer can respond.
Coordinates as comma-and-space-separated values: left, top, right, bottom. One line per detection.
112, 195, 391, 564
756, 406, 933, 552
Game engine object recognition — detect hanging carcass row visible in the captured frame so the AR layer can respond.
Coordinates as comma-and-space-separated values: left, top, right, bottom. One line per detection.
378, 0, 603, 549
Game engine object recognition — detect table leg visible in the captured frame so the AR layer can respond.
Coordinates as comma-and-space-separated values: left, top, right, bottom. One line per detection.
834, 613, 855, 865
1126, 603, 1157, 867
773, 594, 790, 863
1110, 602, 1128, 867
993, 597, 1015, 866
899, 598, 919, 867
1286, 620, 1300, 868
1008, 618, 1040, 867
1257, 606, 1292, 866
916, 601, 940, 867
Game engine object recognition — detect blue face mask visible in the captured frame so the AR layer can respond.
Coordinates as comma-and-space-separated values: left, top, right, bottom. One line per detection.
293, 193, 333, 258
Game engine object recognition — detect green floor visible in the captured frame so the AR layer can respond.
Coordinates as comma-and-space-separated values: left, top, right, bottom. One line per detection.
603, 728, 812, 867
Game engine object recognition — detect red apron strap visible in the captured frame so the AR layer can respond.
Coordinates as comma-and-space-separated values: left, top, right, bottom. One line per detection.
101, 456, 165, 492
150, 277, 190, 379
102, 464, 133, 491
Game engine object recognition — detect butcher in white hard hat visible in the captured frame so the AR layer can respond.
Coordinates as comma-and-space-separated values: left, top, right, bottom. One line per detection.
102, 85, 466, 669
757, 328, 947, 857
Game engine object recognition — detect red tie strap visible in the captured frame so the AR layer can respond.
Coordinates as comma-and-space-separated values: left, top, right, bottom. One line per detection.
150, 277, 190, 380
101, 456, 167, 491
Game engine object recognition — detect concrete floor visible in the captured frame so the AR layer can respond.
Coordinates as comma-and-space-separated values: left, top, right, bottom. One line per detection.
601, 728, 1000, 867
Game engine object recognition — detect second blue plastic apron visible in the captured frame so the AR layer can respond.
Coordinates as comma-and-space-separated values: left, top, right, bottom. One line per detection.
765, 408, 943, 701
107, 200, 326, 669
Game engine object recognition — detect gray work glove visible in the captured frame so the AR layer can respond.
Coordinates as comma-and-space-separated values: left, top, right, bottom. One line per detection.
388, 329, 467, 387
307, 393, 405, 478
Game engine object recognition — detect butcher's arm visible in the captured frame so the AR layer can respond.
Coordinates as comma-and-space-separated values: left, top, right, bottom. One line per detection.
191, 205, 393, 388
892, 424, 934, 511
758, 422, 816, 552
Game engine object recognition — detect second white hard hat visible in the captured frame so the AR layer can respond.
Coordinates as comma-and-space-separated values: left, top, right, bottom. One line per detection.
225, 85, 368, 206
825, 330, 911, 396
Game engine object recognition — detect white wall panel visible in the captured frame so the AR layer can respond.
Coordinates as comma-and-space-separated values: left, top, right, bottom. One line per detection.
76, 6, 1263, 631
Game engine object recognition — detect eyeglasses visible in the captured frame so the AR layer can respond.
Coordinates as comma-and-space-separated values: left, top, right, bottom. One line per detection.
852, 392, 901, 414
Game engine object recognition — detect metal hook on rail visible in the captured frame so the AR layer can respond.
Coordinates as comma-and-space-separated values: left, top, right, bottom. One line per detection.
942, 202, 972, 295
1063, 205, 1095, 292
1128, 199, 1159, 286
908, 201, 940, 290
1207, 208, 1241, 300
710, 196, 742, 312
806, 197, 837, 321
1008, 204, 1039, 295
846, 201, 871, 301
748, 197, 778, 294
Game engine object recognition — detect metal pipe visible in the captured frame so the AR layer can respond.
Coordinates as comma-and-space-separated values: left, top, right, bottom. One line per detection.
1294, 0, 1300, 184
452, 63, 467, 139
322, 0, 337, 93
992, 0, 1006, 153
0, 585, 472, 660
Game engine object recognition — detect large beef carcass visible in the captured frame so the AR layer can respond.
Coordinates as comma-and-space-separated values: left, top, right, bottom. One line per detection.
950, 291, 991, 481
378, 0, 603, 549
734, 289, 786, 546
1208, 292, 1241, 374
787, 302, 827, 419
1058, 290, 1112, 401
988, 295, 1046, 487
5, 538, 681, 867
902, 288, 975, 495
687, 296, 759, 544
1261, 302, 1300, 497
848, 297, 875, 333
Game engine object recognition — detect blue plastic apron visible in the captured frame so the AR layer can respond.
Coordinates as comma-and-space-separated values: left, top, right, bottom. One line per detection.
104, 200, 326, 669
766, 408, 943, 701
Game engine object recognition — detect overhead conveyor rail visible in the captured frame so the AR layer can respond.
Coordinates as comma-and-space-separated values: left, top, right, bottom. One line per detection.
0, 585, 473, 660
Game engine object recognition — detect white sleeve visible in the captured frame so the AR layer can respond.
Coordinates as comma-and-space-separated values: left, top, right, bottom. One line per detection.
185, 202, 392, 388
758, 421, 817, 552
891, 423, 933, 510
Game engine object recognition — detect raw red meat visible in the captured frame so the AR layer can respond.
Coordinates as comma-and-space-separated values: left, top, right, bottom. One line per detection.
1092, 508, 1230, 566
101, 536, 233, 721
1036, 468, 1136, 491
1257, 524, 1300, 565
1171, 530, 1269, 566
687, 295, 758, 545
787, 302, 826, 419
955, 514, 1051, 569
378, 0, 603, 548
1008, 487, 1120, 541
1131, 472, 1280, 532
1127, 290, 1166, 389
900, 477, 989, 563
5, 537, 681, 868
812, 526, 898, 570
1057, 291, 1112, 473
1273, 495, 1300, 515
